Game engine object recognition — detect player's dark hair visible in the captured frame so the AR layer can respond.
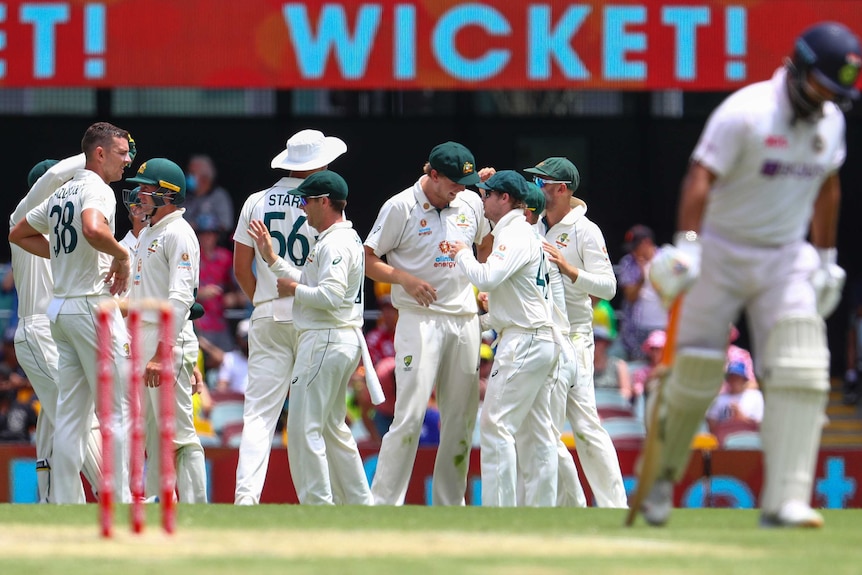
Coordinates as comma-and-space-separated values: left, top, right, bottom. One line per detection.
329, 198, 347, 213
81, 122, 129, 156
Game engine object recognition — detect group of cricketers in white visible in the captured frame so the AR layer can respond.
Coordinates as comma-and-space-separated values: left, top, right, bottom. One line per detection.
5, 20, 860, 528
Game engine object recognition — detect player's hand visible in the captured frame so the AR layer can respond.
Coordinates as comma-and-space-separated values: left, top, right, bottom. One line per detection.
542, 240, 578, 281
649, 235, 701, 308
276, 277, 298, 297
106, 254, 131, 296
478, 167, 496, 182
247, 220, 278, 265
403, 275, 437, 307
810, 248, 844, 318
477, 291, 489, 312
446, 240, 469, 259
191, 365, 204, 394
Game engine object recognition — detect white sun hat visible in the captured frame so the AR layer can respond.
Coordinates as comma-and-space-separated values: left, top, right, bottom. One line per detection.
271, 129, 347, 171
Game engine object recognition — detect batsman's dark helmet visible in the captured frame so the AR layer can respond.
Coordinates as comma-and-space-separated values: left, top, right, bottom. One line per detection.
126, 158, 186, 205
793, 22, 861, 101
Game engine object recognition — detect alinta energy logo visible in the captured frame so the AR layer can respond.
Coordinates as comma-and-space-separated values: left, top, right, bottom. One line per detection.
435, 241, 456, 269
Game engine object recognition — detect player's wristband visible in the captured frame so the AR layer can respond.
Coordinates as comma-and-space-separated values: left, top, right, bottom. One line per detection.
816, 247, 837, 267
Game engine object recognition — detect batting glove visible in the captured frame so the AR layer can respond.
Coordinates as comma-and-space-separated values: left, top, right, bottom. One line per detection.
648, 231, 701, 307
811, 247, 845, 318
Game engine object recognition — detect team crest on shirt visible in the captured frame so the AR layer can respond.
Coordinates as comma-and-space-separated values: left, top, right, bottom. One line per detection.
403, 355, 413, 371
555, 233, 569, 248
418, 218, 432, 236
147, 239, 158, 253
178, 252, 192, 269
123, 343, 131, 358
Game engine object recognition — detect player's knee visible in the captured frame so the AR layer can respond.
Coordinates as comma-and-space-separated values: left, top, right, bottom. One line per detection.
665, 348, 727, 411
761, 315, 830, 393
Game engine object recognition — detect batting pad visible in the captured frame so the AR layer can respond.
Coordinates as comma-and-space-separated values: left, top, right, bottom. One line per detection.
760, 315, 830, 392
660, 348, 726, 482
759, 315, 830, 514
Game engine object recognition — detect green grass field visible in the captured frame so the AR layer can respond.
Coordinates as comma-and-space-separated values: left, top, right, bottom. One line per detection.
2, 505, 862, 574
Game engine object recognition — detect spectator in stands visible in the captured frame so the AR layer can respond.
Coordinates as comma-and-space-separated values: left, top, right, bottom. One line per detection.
216, 319, 250, 395
366, 282, 397, 365
845, 278, 862, 404
593, 326, 633, 401
706, 361, 764, 435
631, 329, 666, 406
0, 366, 37, 442
196, 214, 244, 352
616, 225, 667, 361
183, 154, 234, 234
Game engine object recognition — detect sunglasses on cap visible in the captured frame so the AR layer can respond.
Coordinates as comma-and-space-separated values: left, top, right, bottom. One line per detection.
299, 193, 329, 207
533, 176, 571, 188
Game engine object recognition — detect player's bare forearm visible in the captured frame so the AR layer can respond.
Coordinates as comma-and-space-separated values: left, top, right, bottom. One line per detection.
233, 243, 257, 301
677, 162, 713, 232
810, 173, 840, 248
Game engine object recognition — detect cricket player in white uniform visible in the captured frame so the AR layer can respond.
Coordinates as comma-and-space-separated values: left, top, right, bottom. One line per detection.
10, 122, 133, 504
126, 158, 208, 502
365, 141, 492, 506
10, 156, 105, 502
529, 157, 628, 508
248, 170, 372, 505
640, 22, 861, 528
522, 183, 589, 508
447, 170, 559, 507
232, 129, 345, 505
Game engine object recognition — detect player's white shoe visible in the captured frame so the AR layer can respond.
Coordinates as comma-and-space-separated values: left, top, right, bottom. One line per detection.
760, 500, 824, 528
235, 496, 255, 506
641, 479, 674, 526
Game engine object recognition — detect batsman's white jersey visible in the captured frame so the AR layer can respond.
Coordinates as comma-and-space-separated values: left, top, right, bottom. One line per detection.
365, 181, 489, 506
129, 209, 208, 502
25, 168, 130, 504
694, 68, 845, 249
537, 202, 628, 508
270, 221, 372, 505
232, 177, 315, 504
10, 154, 101, 502
455, 209, 558, 506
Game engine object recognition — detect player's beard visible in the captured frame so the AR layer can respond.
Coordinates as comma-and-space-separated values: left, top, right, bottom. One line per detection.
785, 62, 823, 122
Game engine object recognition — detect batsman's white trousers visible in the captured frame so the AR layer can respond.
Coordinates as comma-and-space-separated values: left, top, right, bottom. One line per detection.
140, 322, 208, 503
372, 309, 480, 506
235, 308, 297, 504
50, 297, 130, 504
564, 332, 628, 508
15, 314, 102, 502
287, 328, 372, 505
481, 327, 558, 507
676, 235, 818, 361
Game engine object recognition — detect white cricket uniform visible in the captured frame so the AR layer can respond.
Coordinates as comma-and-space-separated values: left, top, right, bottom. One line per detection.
270, 221, 372, 505
365, 180, 489, 506
25, 168, 130, 504
232, 177, 315, 504
679, 67, 844, 355
129, 209, 207, 502
10, 154, 102, 502
537, 202, 628, 508
455, 209, 559, 507
667, 68, 846, 516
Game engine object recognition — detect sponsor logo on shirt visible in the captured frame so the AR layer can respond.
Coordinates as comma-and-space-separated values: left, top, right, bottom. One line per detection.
418, 218, 432, 237
403, 355, 413, 371
764, 135, 788, 148
178, 252, 192, 270
434, 241, 455, 268
760, 160, 826, 178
